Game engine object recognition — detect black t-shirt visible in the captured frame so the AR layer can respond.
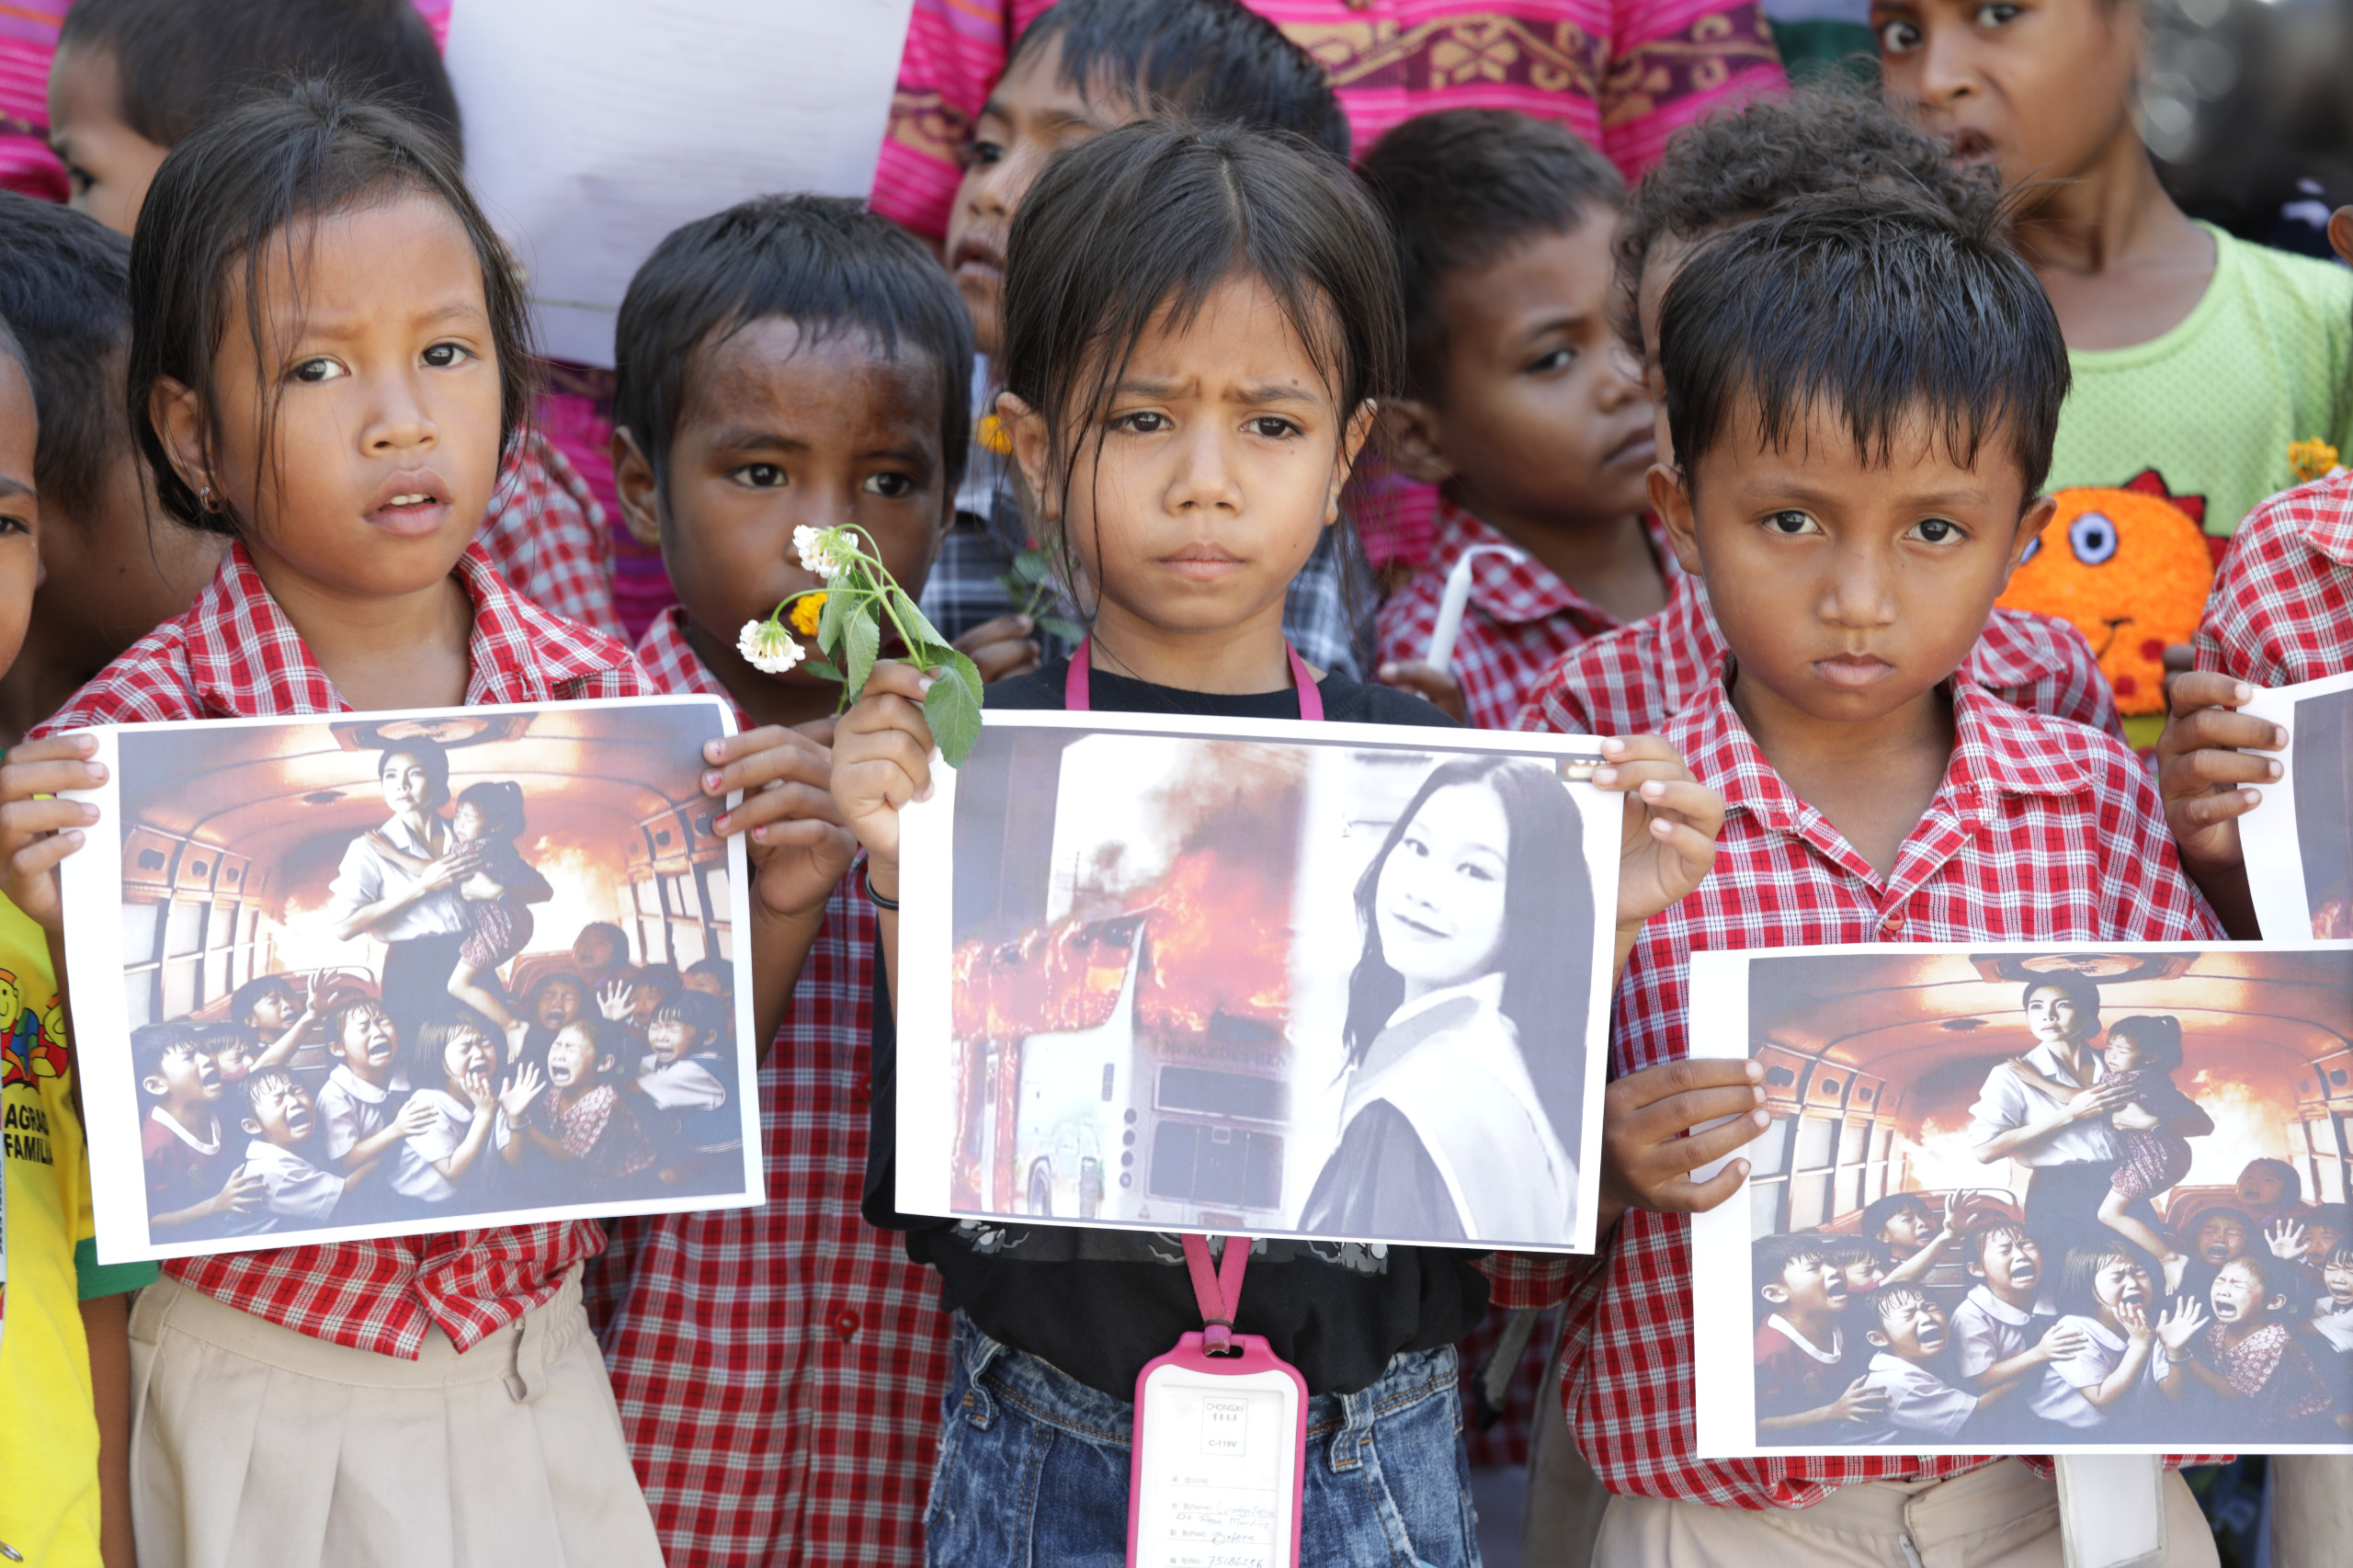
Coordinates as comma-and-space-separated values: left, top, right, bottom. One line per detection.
865, 656, 1491, 1397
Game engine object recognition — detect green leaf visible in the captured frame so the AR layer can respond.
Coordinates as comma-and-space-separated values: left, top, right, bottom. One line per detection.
921, 647, 986, 767
801, 656, 843, 682
893, 592, 947, 652
816, 585, 851, 657
1010, 549, 1051, 586
1040, 615, 1085, 644
844, 608, 881, 699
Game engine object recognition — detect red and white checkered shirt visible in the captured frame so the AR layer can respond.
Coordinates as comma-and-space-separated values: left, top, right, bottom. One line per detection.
1376, 501, 1679, 731
592, 608, 951, 1568
1513, 573, 2124, 741
1564, 678, 2223, 1507
478, 433, 623, 640
2193, 469, 2353, 685
36, 543, 647, 1357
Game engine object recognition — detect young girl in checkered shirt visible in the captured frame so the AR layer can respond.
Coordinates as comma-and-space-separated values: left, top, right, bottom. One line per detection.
832, 119, 1722, 1566
0, 82, 828, 1568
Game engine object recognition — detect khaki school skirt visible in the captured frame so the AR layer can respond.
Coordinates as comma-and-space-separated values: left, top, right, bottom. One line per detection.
128, 1267, 665, 1568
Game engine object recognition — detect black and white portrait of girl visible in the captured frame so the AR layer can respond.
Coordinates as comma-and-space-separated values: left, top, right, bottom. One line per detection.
1298, 755, 1592, 1245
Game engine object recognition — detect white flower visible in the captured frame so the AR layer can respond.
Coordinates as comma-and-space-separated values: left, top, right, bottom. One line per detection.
792, 524, 856, 582
737, 618, 805, 675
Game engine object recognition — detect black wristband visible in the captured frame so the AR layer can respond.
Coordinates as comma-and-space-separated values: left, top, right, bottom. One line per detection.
865, 869, 900, 911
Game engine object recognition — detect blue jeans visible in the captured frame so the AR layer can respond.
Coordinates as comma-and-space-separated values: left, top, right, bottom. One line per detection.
924, 1312, 1481, 1567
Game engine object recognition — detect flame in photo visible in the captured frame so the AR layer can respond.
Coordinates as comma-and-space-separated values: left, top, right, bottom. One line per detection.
1902, 1115, 2028, 1204
2180, 1067, 2298, 1186
263, 889, 376, 972
525, 837, 631, 955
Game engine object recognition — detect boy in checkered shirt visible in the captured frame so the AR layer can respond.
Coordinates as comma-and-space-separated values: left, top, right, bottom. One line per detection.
1359, 110, 1668, 730
2154, 207, 2353, 941
1559, 188, 2225, 1562
1515, 85, 2121, 745
596, 192, 976, 1568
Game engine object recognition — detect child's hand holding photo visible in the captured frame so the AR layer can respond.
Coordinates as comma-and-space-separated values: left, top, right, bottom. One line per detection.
0, 731, 106, 935
2153, 672, 2284, 938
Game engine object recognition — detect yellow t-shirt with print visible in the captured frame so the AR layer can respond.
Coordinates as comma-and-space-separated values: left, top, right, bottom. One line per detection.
0, 893, 155, 1565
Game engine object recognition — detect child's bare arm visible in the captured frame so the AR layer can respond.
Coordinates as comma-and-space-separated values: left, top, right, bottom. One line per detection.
831, 662, 939, 1018
79, 1291, 134, 1568
2002, 1059, 2075, 1104
703, 721, 856, 1054
338, 1097, 438, 1172
1973, 1320, 2091, 1388
150, 1161, 266, 1229
364, 830, 432, 875
1757, 1375, 1886, 1430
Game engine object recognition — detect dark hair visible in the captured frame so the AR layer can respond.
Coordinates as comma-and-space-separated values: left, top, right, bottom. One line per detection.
612, 194, 974, 509
2239, 1158, 2302, 1200
573, 922, 629, 962
2104, 1014, 2183, 1073
2304, 1203, 2353, 1234
1343, 756, 1591, 1148
411, 1006, 500, 1089
1860, 1191, 1932, 1241
529, 971, 585, 1007
198, 1020, 258, 1056
1001, 121, 1401, 601
59, 0, 460, 156
684, 956, 734, 994
228, 971, 296, 1022
1871, 1283, 1934, 1324
1964, 1221, 2035, 1272
243, 1066, 298, 1108
1358, 109, 1624, 396
1754, 1231, 1832, 1297
651, 987, 729, 1050
128, 80, 532, 536
453, 780, 524, 841
2059, 1243, 2146, 1320
2020, 972, 2104, 1030
1613, 82, 2003, 355
1006, 0, 1348, 160
634, 963, 683, 1002
328, 994, 387, 1048
1823, 1236, 1889, 1269
0, 315, 21, 386
131, 1020, 201, 1094
0, 194, 134, 526
2327, 1238, 2353, 1272
1657, 188, 2068, 500
556, 1015, 637, 1081
378, 738, 450, 809
2194, 1205, 2256, 1239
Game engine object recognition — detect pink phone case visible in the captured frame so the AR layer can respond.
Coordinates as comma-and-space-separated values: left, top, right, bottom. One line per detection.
1127, 1331, 1310, 1568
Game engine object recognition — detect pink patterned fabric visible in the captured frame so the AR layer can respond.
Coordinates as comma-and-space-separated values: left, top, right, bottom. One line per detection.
872, 0, 1787, 239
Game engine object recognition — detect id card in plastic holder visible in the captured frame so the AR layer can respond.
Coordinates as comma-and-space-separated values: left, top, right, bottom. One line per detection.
1128, 1331, 1308, 1568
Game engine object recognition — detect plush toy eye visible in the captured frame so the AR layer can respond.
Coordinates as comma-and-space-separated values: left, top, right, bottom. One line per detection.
2068, 512, 2119, 565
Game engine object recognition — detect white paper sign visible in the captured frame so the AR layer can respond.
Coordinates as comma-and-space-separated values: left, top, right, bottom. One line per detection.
444, 0, 916, 366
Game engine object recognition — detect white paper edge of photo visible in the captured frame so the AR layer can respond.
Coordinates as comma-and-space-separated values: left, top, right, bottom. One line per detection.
891, 707, 1617, 1255
1687, 949, 1759, 1460
60, 695, 766, 1265
1687, 937, 2353, 1458
2241, 671, 2353, 942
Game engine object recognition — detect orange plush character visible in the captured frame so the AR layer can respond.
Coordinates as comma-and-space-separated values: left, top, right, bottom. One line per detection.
1995, 470, 2217, 726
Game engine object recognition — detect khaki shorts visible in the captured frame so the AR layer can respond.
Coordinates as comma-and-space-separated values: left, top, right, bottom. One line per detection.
1591, 1457, 2222, 1568
128, 1267, 665, 1568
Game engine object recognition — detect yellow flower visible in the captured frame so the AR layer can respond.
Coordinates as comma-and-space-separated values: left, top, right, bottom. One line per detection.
790, 592, 826, 636
2290, 438, 2341, 484
976, 413, 1013, 455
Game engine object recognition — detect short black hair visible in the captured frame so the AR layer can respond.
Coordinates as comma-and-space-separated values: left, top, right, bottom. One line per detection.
2104, 1014, 2184, 1073
651, 987, 729, 1048
1358, 109, 1624, 396
1860, 1191, 1933, 1241
1754, 1230, 1832, 1288
0, 194, 132, 526
1006, 0, 1348, 161
1658, 188, 2069, 500
612, 194, 973, 511
128, 80, 531, 537
1963, 1221, 2034, 1272
228, 971, 295, 1022
2058, 1242, 2148, 1320
1003, 121, 1400, 588
59, 0, 460, 157
1614, 82, 2003, 354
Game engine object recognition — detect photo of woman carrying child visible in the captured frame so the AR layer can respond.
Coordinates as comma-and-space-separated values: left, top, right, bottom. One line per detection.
1696, 943, 2353, 1454
85, 701, 762, 1259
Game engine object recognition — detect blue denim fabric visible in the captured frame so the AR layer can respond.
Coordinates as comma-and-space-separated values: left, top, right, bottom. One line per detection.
924, 1311, 1480, 1567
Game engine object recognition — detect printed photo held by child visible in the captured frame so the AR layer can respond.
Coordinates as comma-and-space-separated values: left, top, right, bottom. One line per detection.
231, 1069, 374, 1233
631, 989, 739, 1181
133, 1021, 256, 1236
364, 778, 550, 1028
1852, 1286, 2015, 1445
392, 1010, 540, 1208
521, 1019, 657, 1201
834, 120, 1718, 1567
2038, 1244, 2186, 1430
2163, 1254, 2336, 1442
1751, 1233, 1876, 1444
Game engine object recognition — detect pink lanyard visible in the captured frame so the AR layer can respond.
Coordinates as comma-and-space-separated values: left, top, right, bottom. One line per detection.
1065, 634, 1318, 1350
1063, 637, 1326, 722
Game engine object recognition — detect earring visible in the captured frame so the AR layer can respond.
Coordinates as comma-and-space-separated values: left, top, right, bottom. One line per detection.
198, 483, 222, 514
